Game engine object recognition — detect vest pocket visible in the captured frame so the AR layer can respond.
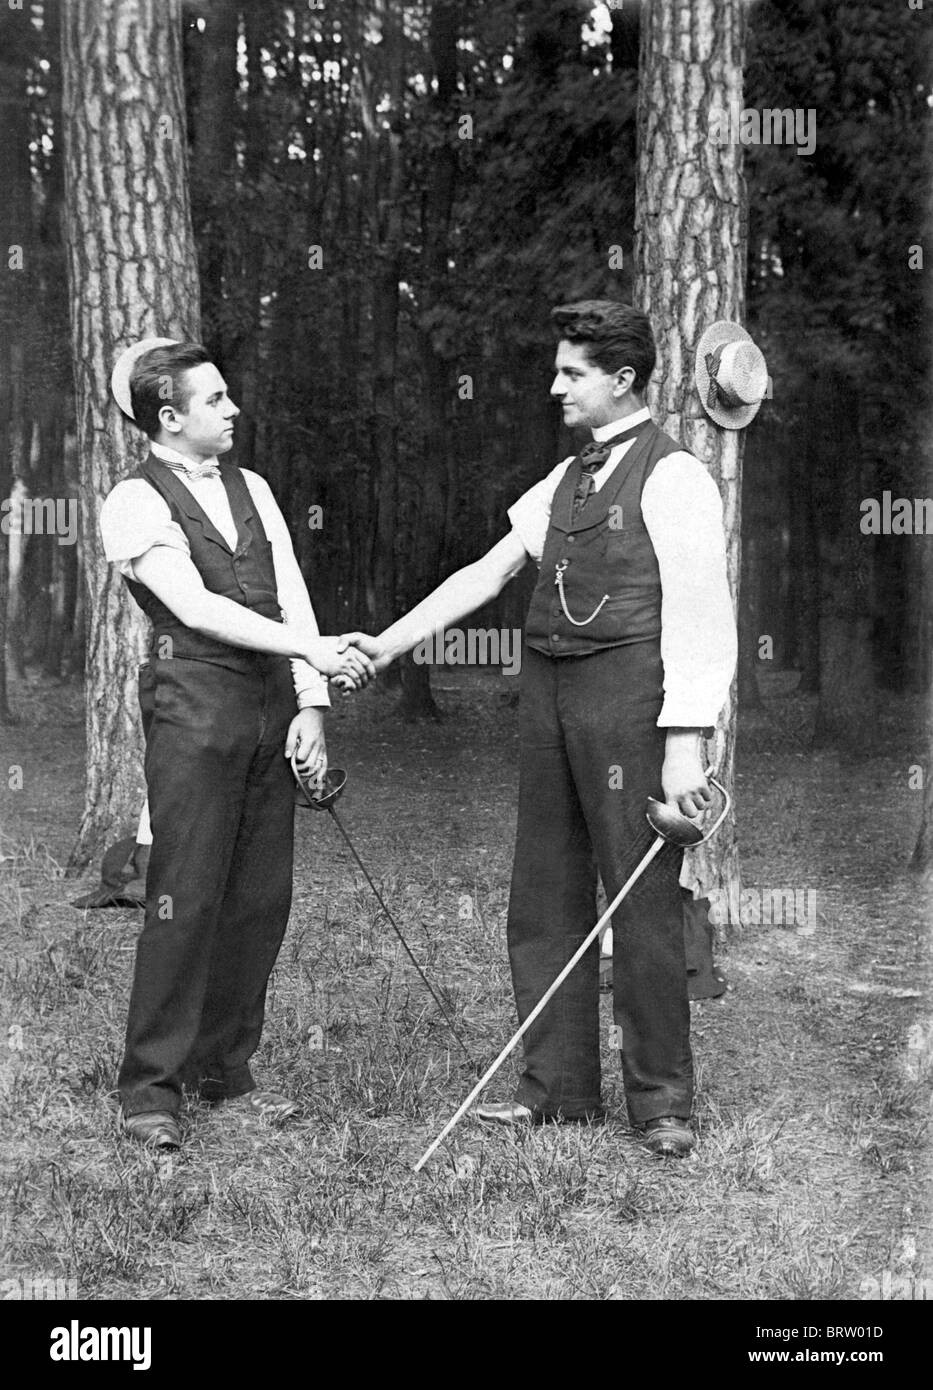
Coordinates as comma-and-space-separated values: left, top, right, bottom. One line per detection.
600, 518, 647, 557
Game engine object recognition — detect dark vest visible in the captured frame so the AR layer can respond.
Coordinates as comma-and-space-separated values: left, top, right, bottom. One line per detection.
124, 454, 282, 673
525, 421, 682, 658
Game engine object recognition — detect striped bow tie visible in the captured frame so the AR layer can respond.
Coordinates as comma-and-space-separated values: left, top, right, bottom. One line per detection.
163, 460, 221, 481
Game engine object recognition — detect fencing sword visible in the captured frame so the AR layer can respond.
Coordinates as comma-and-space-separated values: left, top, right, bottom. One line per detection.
291, 756, 476, 1068
413, 771, 731, 1172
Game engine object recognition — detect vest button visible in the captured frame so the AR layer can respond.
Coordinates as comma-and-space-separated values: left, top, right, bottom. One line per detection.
552, 633, 561, 642
567, 535, 575, 543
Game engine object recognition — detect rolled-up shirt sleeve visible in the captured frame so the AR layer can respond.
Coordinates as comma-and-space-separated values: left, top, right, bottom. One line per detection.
99, 480, 190, 579
242, 471, 331, 709
506, 459, 573, 564
641, 453, 737, 728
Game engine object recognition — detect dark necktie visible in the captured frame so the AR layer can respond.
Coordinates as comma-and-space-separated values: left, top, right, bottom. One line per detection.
571, 424, 645, 518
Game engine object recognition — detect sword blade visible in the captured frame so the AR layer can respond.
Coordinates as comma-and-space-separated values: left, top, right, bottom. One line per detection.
327, 806, 476, 1068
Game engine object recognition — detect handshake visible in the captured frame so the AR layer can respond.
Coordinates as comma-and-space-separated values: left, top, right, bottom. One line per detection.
301, 632, 391, 691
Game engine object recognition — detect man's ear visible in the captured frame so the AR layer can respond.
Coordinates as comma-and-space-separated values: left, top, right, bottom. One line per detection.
612, 366, 636, 398
158, 404, 182, 435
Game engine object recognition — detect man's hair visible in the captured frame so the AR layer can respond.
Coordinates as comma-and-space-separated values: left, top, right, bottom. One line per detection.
129, 342, 212, 438
551, 300, 656, 395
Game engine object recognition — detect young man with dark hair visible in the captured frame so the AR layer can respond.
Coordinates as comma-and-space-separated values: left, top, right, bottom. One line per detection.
346, 301, 736, 1156
551, 300, 656, 392
101, 338, 374, 1150
128, 342, 212, 437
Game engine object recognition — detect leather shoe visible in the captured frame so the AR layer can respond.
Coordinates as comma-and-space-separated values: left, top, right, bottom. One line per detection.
122, 1111, 182, 1150
636, 1115, 693, 1157
247, 1090, 300, 1121
474, 1101, 534, 1126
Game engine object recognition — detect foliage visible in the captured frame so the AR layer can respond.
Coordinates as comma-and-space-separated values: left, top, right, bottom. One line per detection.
4, 0, 931, 695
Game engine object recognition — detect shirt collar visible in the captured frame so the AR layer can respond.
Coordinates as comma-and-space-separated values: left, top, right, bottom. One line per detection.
592, 406, 651, 443
150, 440, 220, 471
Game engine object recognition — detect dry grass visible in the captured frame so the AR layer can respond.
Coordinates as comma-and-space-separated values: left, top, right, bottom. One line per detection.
0, 670, 930, 1300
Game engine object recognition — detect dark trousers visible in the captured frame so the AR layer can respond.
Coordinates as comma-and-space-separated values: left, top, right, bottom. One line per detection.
507, 642, 693, 1125
118, 653, 296, 1117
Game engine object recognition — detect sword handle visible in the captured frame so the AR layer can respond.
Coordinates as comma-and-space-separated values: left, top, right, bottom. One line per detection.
701, 774, 731, 842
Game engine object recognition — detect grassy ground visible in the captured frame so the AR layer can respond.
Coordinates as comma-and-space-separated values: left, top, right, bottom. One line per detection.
0, 668, 930, 1301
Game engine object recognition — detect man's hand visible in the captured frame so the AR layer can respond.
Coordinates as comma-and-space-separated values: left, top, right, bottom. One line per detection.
303, 635, 376, 688
285, 707, 327, 787
661, 730, 711, 819
338, 632, 393, 672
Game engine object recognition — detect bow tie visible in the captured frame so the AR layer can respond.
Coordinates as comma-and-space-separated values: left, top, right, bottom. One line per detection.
579, 421, 646, 468
162, 459, 221, 481
572, 423, 646, 516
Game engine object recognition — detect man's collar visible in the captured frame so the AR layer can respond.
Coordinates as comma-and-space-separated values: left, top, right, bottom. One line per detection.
150, 440, 220, 471
592, 406, 651, 442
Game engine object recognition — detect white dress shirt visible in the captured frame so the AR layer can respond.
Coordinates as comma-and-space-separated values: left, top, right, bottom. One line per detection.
507, 408, 736, 728
99, 442, 329, 708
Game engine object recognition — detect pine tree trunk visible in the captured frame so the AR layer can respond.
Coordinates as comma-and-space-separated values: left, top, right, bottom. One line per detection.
633, 0, 746, 931
61, 0, 201, 866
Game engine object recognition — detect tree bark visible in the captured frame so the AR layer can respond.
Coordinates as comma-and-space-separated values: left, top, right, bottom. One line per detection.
61, 0, 201, 865
633, 0, 746, 931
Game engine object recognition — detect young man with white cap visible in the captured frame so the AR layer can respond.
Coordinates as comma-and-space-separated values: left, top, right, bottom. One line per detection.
347, 302, 763, 1156
101, 338, 374, 1149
